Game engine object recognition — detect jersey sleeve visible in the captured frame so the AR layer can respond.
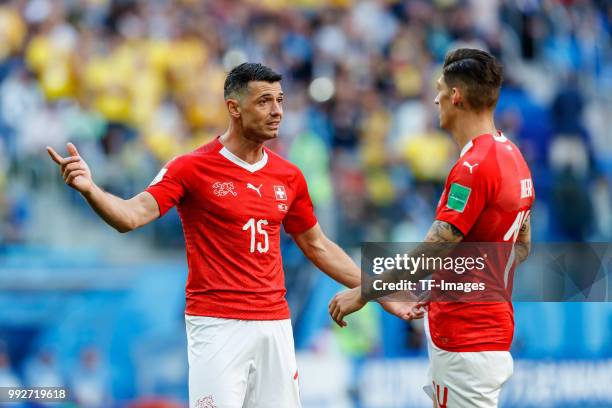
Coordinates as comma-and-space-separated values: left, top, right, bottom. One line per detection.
435, 161, 494, 236
283, 169, 318, 235
145, 156, 189, 217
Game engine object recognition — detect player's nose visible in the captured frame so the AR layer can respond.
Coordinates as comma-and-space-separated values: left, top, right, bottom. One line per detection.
270, 101, 282, 117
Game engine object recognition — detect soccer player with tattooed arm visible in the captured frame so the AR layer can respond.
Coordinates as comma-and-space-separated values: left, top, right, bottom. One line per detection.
329, 49, 535, 407
47, 62, 416, 408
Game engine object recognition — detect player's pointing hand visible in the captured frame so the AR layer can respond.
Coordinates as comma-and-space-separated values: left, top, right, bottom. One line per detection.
46, 142, 94, 194
328, 286, 367, 327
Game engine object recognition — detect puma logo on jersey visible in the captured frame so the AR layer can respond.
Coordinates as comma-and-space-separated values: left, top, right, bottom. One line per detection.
213, 182, 237, 197
462, 161, 479, 174
247, 183, 263, 197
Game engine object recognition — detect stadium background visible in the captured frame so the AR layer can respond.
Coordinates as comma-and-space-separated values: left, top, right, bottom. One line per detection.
0, 0, 610, 407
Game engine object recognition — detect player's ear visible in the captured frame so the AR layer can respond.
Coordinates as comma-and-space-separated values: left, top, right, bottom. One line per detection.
226, 99, 241, 118
451, 87, 462, 107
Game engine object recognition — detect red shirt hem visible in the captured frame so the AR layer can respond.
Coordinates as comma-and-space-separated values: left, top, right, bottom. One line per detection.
185, 305, 291, 321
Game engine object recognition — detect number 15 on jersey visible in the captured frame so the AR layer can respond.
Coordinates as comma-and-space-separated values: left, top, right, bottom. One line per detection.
243, 218, 269, 253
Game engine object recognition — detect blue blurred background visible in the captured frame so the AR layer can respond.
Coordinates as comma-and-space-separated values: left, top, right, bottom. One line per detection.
0, 0, 611, 407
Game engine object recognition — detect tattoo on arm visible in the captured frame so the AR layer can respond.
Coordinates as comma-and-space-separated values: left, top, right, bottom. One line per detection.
515, 216, 531, 265
520, 218, 529, 232
386, 221, 463, 282
425, 220, 464, 243
362, 221, 465, 300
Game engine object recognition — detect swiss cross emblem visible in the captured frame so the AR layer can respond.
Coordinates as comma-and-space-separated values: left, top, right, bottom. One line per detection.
273, 185, 287, 201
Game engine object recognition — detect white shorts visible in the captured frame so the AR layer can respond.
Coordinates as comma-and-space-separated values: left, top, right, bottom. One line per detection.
423, 317, 513, 408
185, 315, 301, 408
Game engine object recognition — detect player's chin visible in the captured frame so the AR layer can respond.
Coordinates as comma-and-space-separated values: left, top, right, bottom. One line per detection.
248, 128, 278, 143
262, 129, 279, 140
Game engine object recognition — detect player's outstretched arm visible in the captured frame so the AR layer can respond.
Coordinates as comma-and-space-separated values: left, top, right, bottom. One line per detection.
47, 143, 160, 233
292, 223, 361, 288
328, 220, 464, 326
293, 223, 425, 326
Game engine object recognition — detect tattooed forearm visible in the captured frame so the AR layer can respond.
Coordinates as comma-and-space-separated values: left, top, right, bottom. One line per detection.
515, 216, 531, 265
424, 220, 464, 243
515, 243, 530, 265
361, 220, 464, 300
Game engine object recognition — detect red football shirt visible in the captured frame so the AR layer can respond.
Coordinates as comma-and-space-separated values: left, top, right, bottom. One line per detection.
145, 138, 317, 320
429, 132, 535, 351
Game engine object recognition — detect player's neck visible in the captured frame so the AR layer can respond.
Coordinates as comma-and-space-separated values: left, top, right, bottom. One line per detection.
219, 129, 265, 164
451, 112, 497, 153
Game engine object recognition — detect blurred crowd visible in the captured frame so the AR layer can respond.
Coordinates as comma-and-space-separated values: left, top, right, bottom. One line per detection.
0, 343, 113, 407
0, 0, 611, 245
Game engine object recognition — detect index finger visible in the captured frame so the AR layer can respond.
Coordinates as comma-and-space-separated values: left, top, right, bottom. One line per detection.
46, 146, 63, 165
331, 305, 347, 328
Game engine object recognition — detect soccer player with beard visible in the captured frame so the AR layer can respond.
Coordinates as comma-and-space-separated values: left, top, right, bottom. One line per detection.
48, 62, 415, 408
329, 49, 535, 407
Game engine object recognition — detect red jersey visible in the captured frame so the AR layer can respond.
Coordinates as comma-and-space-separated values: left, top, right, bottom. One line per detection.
429, 132, 534, 352
145, 138, 317, 320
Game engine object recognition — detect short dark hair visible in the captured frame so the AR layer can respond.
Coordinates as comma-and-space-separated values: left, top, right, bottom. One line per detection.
442, 48, 503, 112
224, 63, 282, 100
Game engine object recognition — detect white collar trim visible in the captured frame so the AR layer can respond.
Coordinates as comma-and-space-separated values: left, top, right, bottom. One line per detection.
460, 140, 474, 157
493, 131, 507, 142
460, 132, 505, 157
219, 147, 268, 173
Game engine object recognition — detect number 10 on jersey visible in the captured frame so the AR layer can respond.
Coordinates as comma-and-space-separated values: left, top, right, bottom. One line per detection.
243, 218, 269, 253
